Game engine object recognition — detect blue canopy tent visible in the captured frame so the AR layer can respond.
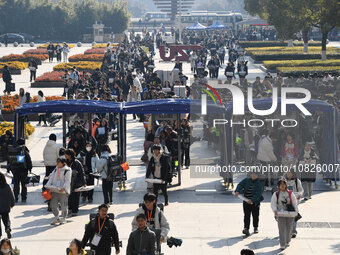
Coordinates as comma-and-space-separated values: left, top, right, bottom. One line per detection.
185, 22, 207, 31
207, 21, 227, 30
14, 99, 226, 187
225, 98, 338, 183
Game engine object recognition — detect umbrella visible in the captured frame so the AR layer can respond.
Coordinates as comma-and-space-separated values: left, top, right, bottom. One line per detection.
207, 21, 227, 30
185, 22, 207, 31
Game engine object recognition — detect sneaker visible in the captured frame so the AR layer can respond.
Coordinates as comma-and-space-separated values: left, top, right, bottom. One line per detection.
60, 217, 66, 224
292, 233, 297, 238
242, 228, 250, 236
309, 196, 312, 199
51, 217, 60, 225
304, 197, 309, 201
280, 246, 285, 251
43, 124, 48, 127
254, 228, 259, 234
5, 229, 11, 239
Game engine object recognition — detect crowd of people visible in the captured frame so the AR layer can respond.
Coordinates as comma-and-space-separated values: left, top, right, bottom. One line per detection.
1, 27, 339, 254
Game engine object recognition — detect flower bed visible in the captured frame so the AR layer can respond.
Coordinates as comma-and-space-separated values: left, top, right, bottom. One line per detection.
84, 48, 106, 55
38, 43, 74, 49
69, 54, 103, 62
239, 41, 322, 48
1, 94, 65, 114
277, 66, 340, 77
35, 71, 64, 82
24, 48, 48, 55
0, 62, 28, 74
53, 61, 102, 72
0, 122, 34, 139
245, 46, 339, 53
263, 59, 340, 71
0, 54, 48, 65
248, 51, 340, 61
32, 71, 65, 88
92, 43, 119, 48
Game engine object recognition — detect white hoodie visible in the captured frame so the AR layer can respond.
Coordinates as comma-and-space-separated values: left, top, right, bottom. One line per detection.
43, 140, 60, 166
46, 166, 72, 194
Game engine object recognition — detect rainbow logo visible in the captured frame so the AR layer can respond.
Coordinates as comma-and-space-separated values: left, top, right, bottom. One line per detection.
201, 83, 223, 115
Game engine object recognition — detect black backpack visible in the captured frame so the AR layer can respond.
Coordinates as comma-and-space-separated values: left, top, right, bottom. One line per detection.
7, 145, 27, 170
104, 155, 122, 182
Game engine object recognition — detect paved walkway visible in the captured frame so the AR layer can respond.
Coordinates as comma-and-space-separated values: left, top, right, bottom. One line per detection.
0, 44, 340, 255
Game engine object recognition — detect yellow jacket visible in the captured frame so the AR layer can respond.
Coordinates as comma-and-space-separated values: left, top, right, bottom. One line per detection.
68, 249, 87, 255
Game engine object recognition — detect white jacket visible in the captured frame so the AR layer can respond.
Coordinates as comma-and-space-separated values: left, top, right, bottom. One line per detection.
43, 140, 60, 166
46, 166, 72, 194
271, 190, 299, 213
257, 136, 277, 162
132, 206, 170, 238
133, 77, 142, 93
97, 151, 110, 179
286, 178, 304, 204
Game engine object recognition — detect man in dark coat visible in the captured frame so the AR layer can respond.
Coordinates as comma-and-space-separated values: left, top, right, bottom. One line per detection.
0, 172, 15, 239
146, 145, 170, 206
28, 58, 38, 82
82, 204, 120, 255
47, 42, 55, 62
2, 65, 12, 95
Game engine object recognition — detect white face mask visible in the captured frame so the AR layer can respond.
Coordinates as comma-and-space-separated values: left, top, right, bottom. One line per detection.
1, 248, 11, 254
86, 147, 92, 152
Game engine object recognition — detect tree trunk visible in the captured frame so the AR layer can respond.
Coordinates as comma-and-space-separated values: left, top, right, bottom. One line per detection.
321, 31, 328, 61
302, 30, 309, 53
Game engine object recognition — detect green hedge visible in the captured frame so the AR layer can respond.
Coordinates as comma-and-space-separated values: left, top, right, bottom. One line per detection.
263, 59, 340, 70
277, 66, 340, 77
249, 52, 340, 61
239, 41, 322, 48
245, 46, 337, 52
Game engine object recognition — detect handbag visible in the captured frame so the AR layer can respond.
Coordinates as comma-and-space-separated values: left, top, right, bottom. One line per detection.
25, 173, 41, 187
10, 83, 15, 92
141, 153, 148, 163
295, 213, 302, 221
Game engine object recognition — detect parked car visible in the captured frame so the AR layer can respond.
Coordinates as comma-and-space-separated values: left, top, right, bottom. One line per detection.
18, 33, 35, 43
0, 33, 25, 43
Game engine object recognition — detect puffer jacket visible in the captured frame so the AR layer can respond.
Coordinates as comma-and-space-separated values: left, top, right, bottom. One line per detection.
0, 183, 15, 213
132, 205, 170, 238
46, 165, 72, 194
43, 140, 60, 166
257, 136, 277, 162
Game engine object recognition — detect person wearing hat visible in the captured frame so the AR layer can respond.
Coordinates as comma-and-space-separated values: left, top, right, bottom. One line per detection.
146, 145, 170, 206
235, 171, 264, 236
271, 178, 298, 250
0, 130, 13, 160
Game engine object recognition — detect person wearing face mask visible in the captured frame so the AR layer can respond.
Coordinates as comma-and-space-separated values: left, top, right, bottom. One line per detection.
82, 142, 99, 203
0, 239, 17, 255
45, 158, 72, 225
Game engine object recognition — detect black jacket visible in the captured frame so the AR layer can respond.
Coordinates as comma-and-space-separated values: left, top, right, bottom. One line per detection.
146, 154, 169, 182
0, 183, 15, 213
2, 69, 12, 83
127, 227, 156, 255
82, 215, 120, 252
29, 60, 38, 69
67, 158, 86, 190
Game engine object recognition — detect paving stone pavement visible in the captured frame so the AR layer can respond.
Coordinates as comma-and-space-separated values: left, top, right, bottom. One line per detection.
1, 44, 340, 255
